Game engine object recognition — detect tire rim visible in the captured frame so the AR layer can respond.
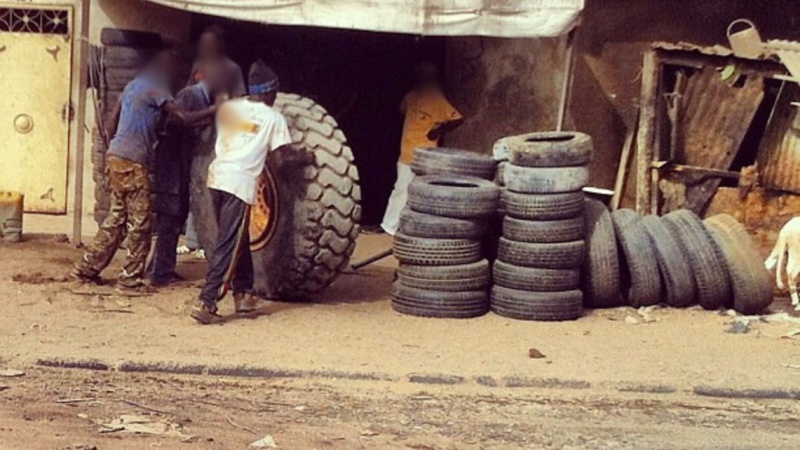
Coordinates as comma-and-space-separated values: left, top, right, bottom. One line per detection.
250, 168, 279, 252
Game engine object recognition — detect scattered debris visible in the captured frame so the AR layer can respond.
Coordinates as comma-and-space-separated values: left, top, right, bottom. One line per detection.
250, 435, 278, 448
120, 399, 173, 415
783, 329, 800, 339
226, 415, 257, 435
782, 364, 800, 370
528, 348, 546, 359
360, 430, 380, 437
0, 369, 25, 378
57, 398, 96, 404
625, 316, 640, 325
98, 414, 189, 438
53, 233, 69, 243
637, 306, 660, 323
0, 386, 9, 392
726, 320, 750, 334
293, 405, 307, 412
12, 272, 68, 284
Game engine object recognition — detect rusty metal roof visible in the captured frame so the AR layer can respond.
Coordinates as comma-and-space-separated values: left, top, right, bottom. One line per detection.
653, 42, 737, 57
757, 83, 800, 194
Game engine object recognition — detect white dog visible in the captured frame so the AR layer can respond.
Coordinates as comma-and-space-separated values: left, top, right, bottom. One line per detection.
765, 217, 800, 311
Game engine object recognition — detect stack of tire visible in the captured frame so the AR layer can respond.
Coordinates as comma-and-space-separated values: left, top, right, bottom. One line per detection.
391, 148, 499, 319
92, 28, 161, 224
491, 132, 592, 321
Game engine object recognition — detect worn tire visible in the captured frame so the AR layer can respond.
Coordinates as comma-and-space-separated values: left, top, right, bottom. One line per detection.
393, 233, 481, 266
663, 210, 732, 310
704, 214, 773, 315
398, 208, 487, 239
507, 131, 593, 167
583, 199, 623, 308
497, 238, 585, 269
505, 164, 588, 194
397, 260, 490, 292
502, 191, 585, 220
640, 216, 697, 307
105, 67, 138, 92
101, 28, 162, 48
408, 175, 499, 219
391, 282, 489, 319
192, 94, 361, 298
496, 161, 507, 186
502, 216, 584, 243
103, 46, 153, 69
493, 260, 580, 291
411, 147, 497, 180
612, 209, 661, 307
490, 286, 582, 321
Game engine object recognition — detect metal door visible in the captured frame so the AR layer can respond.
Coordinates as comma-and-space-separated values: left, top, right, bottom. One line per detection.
0, 6, 72, 213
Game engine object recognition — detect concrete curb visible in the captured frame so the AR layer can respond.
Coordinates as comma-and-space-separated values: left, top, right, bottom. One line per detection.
30, 357, 798, 401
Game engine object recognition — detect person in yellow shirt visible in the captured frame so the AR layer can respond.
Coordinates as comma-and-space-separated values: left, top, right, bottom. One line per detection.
380, 63, 463, 235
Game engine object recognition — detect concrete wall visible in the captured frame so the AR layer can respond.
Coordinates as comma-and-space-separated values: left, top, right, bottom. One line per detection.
444, 36, 568, 155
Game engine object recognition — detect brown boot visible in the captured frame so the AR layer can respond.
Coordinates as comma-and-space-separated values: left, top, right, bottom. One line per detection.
190, 300, 220, 325
233, 292, 260, 313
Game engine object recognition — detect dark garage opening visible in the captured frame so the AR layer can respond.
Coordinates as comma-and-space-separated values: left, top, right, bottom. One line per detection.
189, 16, 447, 226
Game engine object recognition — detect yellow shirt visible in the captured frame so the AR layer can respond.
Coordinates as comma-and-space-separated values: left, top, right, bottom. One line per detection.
399, 89, 462, 164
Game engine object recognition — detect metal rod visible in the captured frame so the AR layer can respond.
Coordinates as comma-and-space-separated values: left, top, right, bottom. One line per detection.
350, 248, 393, 271
652, 162, 741, 180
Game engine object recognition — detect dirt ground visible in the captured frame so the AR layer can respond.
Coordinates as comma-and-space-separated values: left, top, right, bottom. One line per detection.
1, 230, 800, 448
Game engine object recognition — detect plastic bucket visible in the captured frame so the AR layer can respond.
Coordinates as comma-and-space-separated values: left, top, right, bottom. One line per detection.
727, 19, 764, 59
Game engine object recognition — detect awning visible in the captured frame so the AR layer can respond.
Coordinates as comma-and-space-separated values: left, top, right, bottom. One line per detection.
143, 0, 584, 37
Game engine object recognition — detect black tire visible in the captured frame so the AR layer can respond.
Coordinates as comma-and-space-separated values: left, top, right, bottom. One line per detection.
397, 260, 491, 291
505, 164, 588, 194
640, 216, 697, 307
411, 147, 497, 180
502, 216, 584, 243
662, 210, 732, 310
507, 131, 592, 167
583, 199, 623, 308
704, 215, 773, 315
101, 28, 162, 48
391, 282, 489, 319
408, 175, 499, 219
105, 67, 138, 92
497, 238, 585, 269
393, 233, 481, 266
192, 94, 361, 298
496, 162, 507, 186
399, 208, 488, 239
103, 46, 153, 69
502, 191, 585, 220
612, 209, 661, 307
490, 286, 582, 321
493, 260, 580, 291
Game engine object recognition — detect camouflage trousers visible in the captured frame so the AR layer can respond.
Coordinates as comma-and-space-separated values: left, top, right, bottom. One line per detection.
73, 156, 152, 287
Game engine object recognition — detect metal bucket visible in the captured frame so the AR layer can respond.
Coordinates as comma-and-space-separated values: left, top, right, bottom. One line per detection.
0, 191, 24, 242
727, 19, 764, 59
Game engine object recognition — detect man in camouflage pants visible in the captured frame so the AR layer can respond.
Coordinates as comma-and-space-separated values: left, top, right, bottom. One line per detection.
72, 50, 218, 293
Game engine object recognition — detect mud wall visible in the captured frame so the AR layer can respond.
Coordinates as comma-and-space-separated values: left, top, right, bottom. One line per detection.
444, 37, 568, 155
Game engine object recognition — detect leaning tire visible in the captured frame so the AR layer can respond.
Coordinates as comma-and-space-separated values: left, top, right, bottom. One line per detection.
192, 94, 361, 298
490, 286, 582, 321
397, 260, 491, 292
640, 216, 697, 307
502, 190, 585, 220
612, 209, 661, 307
408, 175, 499, 219
704, 214, 773, 315
497, 238, 585, 269
411, 147, 497, 180
505, 164, 588, 194
391, 282, 489, 319
503, 216, 584, 243
100, 28, 162, 48
493, 261, 580, 291
583, 199, 622, 308
662, 210, 732, 310
399, 208, 487, 239
393, 233, 481, 266
103, 46, 153, 69
105, 68, 138, 92
507, 131, 592, 167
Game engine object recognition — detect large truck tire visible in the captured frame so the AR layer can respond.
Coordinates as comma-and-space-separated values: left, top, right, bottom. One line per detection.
192, 94, 361, 299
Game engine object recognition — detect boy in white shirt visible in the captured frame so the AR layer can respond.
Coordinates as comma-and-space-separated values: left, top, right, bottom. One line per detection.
191, 61, 293, 324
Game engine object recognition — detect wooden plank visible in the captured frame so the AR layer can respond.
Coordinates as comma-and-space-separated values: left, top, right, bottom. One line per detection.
72, 0, 91, 245
635, 50, 660, 214
610, 114, 637, 211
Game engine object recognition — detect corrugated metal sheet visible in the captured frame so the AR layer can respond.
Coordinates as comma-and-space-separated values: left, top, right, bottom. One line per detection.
653, 41, 737, 58
676, 66, 764, 213
757, 83, 800, 193
767, 40, 800, 81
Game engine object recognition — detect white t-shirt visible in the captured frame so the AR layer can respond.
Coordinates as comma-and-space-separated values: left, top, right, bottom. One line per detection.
207, 98, 292, 205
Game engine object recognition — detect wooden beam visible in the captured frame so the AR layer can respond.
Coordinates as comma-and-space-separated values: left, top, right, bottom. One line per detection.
653, 162, 741, 180
610, 115, 637, 211
635, 50, 660, 214
71, 0, 91, 246
556, 30, 576, 131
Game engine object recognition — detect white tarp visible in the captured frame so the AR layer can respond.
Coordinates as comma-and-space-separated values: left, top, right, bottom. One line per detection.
144, 0, 584, 37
